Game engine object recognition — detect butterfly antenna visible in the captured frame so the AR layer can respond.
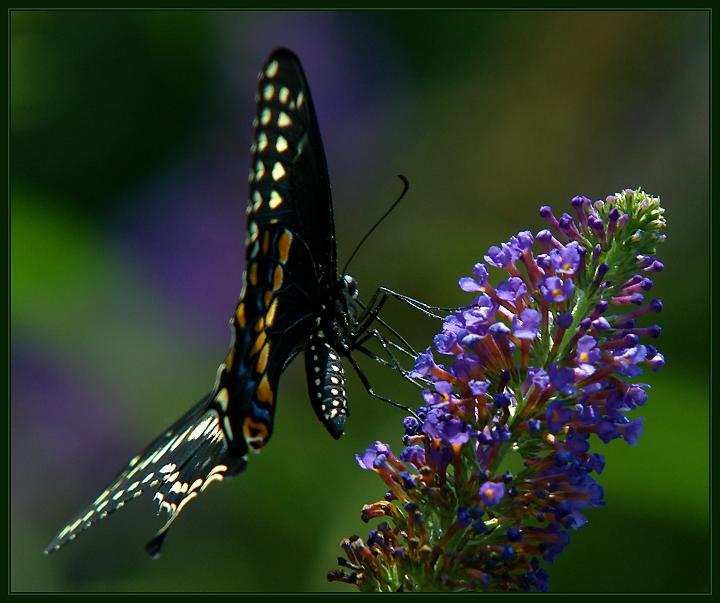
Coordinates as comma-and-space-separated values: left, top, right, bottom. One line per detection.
342, 174, 410, 275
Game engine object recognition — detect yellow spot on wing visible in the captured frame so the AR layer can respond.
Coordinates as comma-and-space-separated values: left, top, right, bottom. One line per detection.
257, 131, 268, 152
272, 265, 284, 291
189, 478, 204, 493
223, 415, 233, 440
254, 316, 265, 333
277, 112, 292, 128
207, 464, 228, 477
249, 263, 258, 286
260, 108, 271, 126
265, 298, 279, 327
265, 60, 279, 78
279, 86, 290, 103
93, 490, 110, 505
236, 303, 246, 328
249, 331, 267, 358
263, 84, 274, 100
275, 135, 288, 153
263, 290, 273, 308
277, 230, 293, 263
272, 162, 286, 181
269, 190, 283, 209
257, 374, 274, 405
256, 342, 270, 374
215, 387, 230, 412
243, 417, 270, 451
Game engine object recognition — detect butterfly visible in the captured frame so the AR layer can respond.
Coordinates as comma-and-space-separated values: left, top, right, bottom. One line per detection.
44, 48, 417, 558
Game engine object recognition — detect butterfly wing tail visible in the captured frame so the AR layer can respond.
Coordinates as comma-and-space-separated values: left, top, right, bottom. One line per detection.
44, 392, 248, 556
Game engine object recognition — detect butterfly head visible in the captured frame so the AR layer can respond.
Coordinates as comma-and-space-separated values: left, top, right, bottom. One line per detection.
342, 274, 359, 300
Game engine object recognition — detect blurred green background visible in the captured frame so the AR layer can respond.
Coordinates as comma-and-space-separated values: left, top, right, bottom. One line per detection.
11, 10, 708, 592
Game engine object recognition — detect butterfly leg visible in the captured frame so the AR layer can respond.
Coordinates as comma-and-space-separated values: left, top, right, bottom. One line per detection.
358, 286, 459, 327
353, 329, 432, 390
343, 349, 422, 421
353, 287, 462, 368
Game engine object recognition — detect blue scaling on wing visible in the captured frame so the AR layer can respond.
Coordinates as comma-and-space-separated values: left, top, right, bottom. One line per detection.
44, 48, 374, 557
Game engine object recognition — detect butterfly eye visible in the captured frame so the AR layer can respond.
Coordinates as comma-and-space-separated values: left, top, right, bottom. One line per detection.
343, 274, 359, 299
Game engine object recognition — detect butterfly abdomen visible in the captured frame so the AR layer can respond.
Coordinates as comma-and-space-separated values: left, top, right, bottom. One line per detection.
305, 329, 349, 439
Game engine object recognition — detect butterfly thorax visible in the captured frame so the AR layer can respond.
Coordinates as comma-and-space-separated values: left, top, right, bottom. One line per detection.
321, 273, 360, 352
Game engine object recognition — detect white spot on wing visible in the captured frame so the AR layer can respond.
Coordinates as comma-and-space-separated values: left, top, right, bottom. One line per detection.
269, 190, 283, 209
272, 162, 286, 181
258, 131, 268, 151
275, 135, 288, 153
253, 190, 263, 211
265, 60, 279, 78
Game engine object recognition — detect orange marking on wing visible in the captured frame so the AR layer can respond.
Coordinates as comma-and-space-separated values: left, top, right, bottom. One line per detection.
249, 263, 258, 286
256, 374, 274, 406
236, 303, 246, 328
262, 232, 270, 255
265, 298, 279, 327
249, 331, 267, 358
272, 265, 284, 291
256, 342, 270, 374
243, 417, 270, 451
277, 230, 293, 263
254, 317, 265, 333
263, 291, 273, 308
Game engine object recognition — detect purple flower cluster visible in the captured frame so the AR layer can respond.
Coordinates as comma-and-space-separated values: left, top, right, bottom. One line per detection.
329, 190, 666, 592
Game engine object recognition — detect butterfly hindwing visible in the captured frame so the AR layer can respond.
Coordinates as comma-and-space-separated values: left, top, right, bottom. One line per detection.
43, 382, 246, 554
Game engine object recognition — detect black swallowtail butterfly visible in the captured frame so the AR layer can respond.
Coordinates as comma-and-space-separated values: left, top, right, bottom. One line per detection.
44, 48, 413, 558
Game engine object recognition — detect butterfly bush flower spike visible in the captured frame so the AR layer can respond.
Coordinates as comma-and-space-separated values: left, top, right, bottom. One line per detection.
329, 189, 665, 592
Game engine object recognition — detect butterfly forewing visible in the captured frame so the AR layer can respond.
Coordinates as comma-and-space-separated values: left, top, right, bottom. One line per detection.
251, 49, 336, 279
